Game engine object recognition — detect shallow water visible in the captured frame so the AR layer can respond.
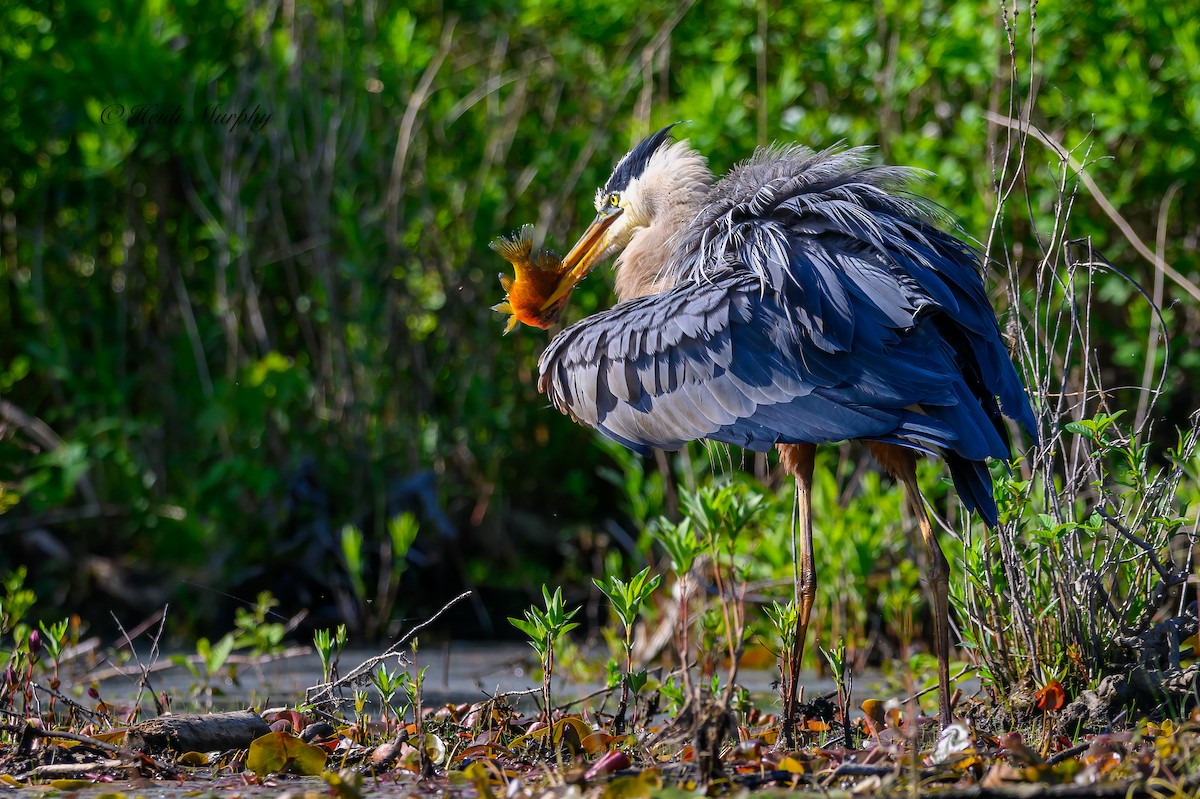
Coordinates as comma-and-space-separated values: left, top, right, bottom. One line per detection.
90, 641, 859, 713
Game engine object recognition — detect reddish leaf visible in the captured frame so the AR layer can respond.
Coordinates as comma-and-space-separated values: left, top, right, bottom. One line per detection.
266, 709, 310, 733
1035, 680, 1066, 711
584, 750, 631, 780
581, 732, 616, 754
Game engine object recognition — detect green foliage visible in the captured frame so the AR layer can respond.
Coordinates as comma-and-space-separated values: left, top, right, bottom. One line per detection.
957, 414, 1200, 694
765, 600, 799, 656
369, 662, 404, 722
652, 515, 703, 576
645, 466, 934, 670
595, 565, 661, 731
231, 591, 287, 656
594, 567, 662, 633
0, 0, 1196, 680
313, 624, 348, 686
0, 568, 35, 637
169, 632, 237, 709
509, 586, 581, 661
509, 585, 580, 722
337, 513, 419, 639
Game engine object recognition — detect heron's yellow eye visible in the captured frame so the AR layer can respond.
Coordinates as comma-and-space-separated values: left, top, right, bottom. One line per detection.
607, 193, 621, 207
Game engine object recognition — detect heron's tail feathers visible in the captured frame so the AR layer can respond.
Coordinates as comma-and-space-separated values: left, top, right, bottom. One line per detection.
945, 453, 999, 527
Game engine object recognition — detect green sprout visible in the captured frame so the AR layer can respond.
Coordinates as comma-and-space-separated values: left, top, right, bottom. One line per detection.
594, 566, 661, 733
509, 585, 580, 724
313, 624, 348, 686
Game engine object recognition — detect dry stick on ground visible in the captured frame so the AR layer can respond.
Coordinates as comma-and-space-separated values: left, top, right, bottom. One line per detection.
0, 722, 178, 779
305, 590, 473, 708
29, 761, 127, 780
125, 709, 271, 755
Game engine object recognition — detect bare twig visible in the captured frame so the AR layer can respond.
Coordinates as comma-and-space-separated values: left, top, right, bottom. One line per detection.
0, 722, 178, 778
1094, 508, 1185, 585
984, 111, 1200, 304
306, 590, 473, 706
29, 682, 105, 723
902, 664, 976, 705
111, 607, 169, 718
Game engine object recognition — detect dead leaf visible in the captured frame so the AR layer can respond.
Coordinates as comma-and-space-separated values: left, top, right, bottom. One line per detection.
980, 763, 1026, 787
322, 768, 364, 799
581, 732, 615, 754
860, 699, 885, 735
422, 732, 447, 766
178, 751, 209, 766
929, 723, 973, 765
776, 756, 805, 774
599, 770, 660, 799
584, 750, 631, 780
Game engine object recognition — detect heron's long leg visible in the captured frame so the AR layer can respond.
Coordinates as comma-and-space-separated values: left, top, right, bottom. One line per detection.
778, 443, 816, 748
895, 459, 953, 726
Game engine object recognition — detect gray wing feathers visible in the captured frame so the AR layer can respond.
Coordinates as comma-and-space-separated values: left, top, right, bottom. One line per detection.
537, 144, 1035, 482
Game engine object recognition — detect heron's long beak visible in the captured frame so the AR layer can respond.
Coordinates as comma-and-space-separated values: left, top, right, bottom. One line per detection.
540, 210, 622, 310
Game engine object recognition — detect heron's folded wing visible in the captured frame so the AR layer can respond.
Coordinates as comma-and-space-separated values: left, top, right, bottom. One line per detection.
537, 272, 960, 457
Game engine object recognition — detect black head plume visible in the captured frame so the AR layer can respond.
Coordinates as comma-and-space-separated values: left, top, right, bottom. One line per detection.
602, 123, 679, 195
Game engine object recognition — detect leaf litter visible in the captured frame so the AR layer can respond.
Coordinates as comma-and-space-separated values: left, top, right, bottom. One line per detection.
5, 670, 1200, 798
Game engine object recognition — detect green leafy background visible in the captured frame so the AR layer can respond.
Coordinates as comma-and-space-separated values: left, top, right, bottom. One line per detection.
0, 0, 1196, 639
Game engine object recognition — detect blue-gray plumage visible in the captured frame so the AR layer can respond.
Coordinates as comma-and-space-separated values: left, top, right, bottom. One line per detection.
540, 135, 1033, 524
532, 125, 1035, 735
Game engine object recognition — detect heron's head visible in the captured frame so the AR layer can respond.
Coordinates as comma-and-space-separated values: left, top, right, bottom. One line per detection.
541, 124, 710, 309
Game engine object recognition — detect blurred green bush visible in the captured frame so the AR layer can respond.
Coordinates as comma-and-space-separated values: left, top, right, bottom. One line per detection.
0, 0, 1195, 637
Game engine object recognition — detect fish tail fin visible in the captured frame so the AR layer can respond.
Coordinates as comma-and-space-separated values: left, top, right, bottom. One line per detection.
488, 223, 535, 262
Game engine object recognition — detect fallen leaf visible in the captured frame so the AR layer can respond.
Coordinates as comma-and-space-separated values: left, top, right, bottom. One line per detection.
460, 761, 499, 799
730, 740, 762, 761
322, 768, 364, 799
599, 770, 660, 799
178, 751, 209, 766
246, 730, 328, 776
997, 731, 1043, 766
776, 756, 805, 774
980, 763, 1027, 787
860, 699, 885, 734
581, 732, 616, 754
584, 750, 630, 780
423, 732, 447, 766
930, 723, 974, 765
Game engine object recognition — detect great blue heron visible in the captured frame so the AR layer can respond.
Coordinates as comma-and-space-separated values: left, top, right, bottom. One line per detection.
533, 124, 1036, 736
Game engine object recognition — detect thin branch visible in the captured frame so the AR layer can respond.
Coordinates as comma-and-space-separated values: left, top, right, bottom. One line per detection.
0, 723, 178, 778
984, 111, 1200, 304
306, 590, 473, 706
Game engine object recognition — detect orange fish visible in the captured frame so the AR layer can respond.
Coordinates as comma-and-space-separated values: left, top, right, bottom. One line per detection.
490, 225, 574, 333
